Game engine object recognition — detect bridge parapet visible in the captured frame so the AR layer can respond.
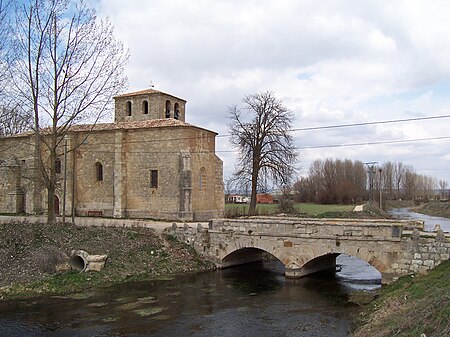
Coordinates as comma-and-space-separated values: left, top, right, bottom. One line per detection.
169, 217, 448, 284
210, 217, 423, 242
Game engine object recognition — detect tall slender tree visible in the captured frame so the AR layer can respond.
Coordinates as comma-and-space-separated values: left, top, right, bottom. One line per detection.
0, 0, 11, 97
11, 0, 129, 224
228, 91, 298, 215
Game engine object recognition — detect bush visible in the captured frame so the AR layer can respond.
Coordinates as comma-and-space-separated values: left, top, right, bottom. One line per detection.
277, 195, 298, 215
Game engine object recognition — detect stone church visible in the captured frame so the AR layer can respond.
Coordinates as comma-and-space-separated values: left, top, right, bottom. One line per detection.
0, 89, 224, 221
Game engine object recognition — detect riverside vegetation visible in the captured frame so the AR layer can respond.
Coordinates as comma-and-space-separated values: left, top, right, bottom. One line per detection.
352, 260, 450, 337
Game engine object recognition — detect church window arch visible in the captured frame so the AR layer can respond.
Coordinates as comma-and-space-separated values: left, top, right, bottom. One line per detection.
165, 100, 171, 118
150, 170, 158, 188
174, 103, 179, 119
126, 101, 132, 116
95, 162, 103, 181
142, 100, 149, 114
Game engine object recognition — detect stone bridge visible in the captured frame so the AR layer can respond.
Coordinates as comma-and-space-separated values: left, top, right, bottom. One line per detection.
170, 217, 450, 283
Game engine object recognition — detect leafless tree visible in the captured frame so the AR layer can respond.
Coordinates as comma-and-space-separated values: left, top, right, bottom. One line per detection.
0, 0, 12, 97
228, 91, 298, 215
0, 106, 33, 136
393, 162, 406, 199
11, 0, 129, 224
294, 158, 366, 204
438, 180, 448, 198
402, 166, 417, 200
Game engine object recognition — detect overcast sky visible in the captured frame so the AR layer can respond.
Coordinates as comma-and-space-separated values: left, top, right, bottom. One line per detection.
94, 0, 450, 184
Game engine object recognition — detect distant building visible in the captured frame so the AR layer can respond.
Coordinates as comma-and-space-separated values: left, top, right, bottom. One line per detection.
226, 194, 250, 204
256, 193, 273, 204
0, 89, 224, 221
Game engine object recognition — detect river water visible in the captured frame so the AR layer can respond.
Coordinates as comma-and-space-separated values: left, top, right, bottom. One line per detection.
389, 208, 450, 232
0, 255, 380, 337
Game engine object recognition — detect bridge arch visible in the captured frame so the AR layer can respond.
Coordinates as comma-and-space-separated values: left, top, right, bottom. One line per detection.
218, 236, 387, 280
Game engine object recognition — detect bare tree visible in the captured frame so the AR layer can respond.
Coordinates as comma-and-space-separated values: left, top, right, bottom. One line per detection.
295, 158, 366, 205
393, 162, 405, 199
438, 180, 448, 199
0, 106, 32, 136
11, 0, 129, 224
228, 91, 298, 215
0, 0, 12, 97
402, 166, 417, 200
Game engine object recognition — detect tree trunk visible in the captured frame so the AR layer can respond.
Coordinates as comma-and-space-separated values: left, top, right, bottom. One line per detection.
47, 183, 56, 225
249, 176, 258, 215
46, 141, 57, 225
249, 155, 259, 216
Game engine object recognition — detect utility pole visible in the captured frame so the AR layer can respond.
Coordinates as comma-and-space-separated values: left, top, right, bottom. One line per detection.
364, 162, 378, 203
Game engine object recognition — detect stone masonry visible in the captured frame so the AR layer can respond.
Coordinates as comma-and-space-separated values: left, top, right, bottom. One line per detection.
0, 89, 224, 221
170, 217, 450, 284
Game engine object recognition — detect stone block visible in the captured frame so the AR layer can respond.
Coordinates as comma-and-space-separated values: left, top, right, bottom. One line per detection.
419, 246, 429, 253
423, 260, 434, 267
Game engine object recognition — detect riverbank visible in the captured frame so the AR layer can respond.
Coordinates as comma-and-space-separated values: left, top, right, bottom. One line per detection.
0, 221, 214, 300
385, 200, 450, 219
414, 201, 450, 219
352, 260, 450, 337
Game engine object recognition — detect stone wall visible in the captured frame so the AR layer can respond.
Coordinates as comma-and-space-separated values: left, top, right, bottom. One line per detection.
0, 89, 224, 221
400, 229, 450, 275
170, 218, 449, 283
0, 123, 224, 221
0, 136, 40, 214
114, 92, 186, 122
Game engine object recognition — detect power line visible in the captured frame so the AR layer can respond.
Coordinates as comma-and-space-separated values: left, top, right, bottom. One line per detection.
290, 114, 450, 132
58, 113, 450, 147
296, 136, 450, 150
75, 135, 450, 155
3, 114, 449, 149
216, 114, 450, 138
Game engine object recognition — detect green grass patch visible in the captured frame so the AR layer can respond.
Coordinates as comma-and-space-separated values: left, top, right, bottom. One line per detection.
295, 203, 354, 215
0, 272, 105, 299
225, 202, 354, 217
353, 260, 450, 337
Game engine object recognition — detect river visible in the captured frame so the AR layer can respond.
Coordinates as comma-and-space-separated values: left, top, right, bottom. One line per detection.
388, 208, 450, 232
0, 255, 380, 337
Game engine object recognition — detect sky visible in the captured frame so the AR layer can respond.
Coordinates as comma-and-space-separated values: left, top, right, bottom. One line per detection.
93, 0, 450, 184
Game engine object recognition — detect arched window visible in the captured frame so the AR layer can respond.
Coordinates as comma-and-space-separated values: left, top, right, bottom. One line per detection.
55, 159, 61, 174
165, 100, 171, 118
150, 170, 158, 188
199, 167, 206, 191
174, 103, 179, 120
95, 162, 103, 181
126, 101, 132, 116
142, 100, 149, 114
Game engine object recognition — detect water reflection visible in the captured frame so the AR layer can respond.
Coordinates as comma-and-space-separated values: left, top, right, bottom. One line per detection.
0, 255, 380, 337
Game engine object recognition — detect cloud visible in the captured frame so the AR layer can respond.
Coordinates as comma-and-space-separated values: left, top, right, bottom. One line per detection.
95, 0, 450, 182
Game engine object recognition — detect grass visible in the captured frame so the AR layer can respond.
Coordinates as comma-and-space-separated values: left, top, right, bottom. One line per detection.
0, 223, 214, 300
352, 260, 450, 337
225, 202, 355, 217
